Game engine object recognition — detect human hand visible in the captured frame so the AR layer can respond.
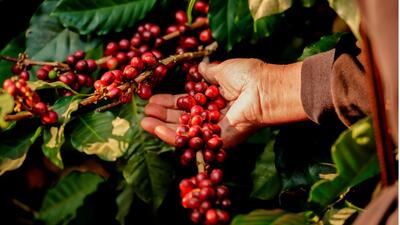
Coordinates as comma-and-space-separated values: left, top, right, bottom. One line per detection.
141, 59, 307, 148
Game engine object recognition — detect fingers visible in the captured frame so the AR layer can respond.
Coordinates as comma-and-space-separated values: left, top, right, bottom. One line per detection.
149, 94, 186, 109
144, 103, 183, 123
140, 117, 177, 146
198, 61, 219, 84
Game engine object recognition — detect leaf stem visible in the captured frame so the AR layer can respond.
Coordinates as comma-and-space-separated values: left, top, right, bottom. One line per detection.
162, 17, 208, 41
4, 111, 33, 121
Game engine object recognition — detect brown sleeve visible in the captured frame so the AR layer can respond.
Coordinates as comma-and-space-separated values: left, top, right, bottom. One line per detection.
301, 36, 371, 126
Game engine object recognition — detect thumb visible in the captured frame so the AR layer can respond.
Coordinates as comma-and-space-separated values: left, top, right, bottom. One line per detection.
198, 61, 220, 84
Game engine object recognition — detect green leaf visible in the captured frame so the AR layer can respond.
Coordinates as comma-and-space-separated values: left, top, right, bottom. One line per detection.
250, 133, 282, 200
53, 0, 157, 35
0, 126, 42, 175
70, 111, 131, 161
42, 96, 81, 169
298, 32, 345, 60
309, 117, 379, 208
209, 0, 253, 51
0, 34, 26, 84
26, 0, 101, 61
231, 209, 308, 225
328, 0, 360, 39
0, 91, 15, 129
27, 80, 79, 94
116, 183, 135, 225
37, 172, 104, 225
253, 13, 283, 40
248, 0, 292, 20
119, 98, 174, 210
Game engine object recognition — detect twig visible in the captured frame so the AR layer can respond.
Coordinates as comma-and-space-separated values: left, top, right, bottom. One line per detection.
162, 17, 208, 41
196, 150, 206, 173
0, 55, 69, 70
4, 111, 33, 121
96, 100, 122, 112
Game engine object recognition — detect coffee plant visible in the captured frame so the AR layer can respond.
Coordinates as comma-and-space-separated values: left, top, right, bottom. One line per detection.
0, 0, 380, 225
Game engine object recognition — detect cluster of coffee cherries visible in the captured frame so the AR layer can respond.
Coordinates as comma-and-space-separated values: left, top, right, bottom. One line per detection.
180, 169, 230, 224
175, 64, 227, 166
3, 75, 58, 124
35, 50, 96, 96
175, 62, 231, 225
92, 16, 173, 101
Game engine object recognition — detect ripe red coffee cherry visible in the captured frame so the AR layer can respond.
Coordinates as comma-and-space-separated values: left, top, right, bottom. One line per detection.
107, 87, 121, 99
182, 37, 199, 50
154, 64, 167, 78
185, 81, 196, 93
199, 179, 213, 188
20, 71, 30, 81
181, 96, 197, 111
116, 52, 128, 64
190, 115, 203, 126
94, 80, 106, 90
188, 125, 202, 138
11, 64, 22, 74
194, 82, 208, 93
73, 50, 85, 59
207, 103, 219, 111
130, 36, 141, 47
77, 74, 87, 86
205, 85, 220, 100
178, 24, 189, 34
85, 76, 94, 87
199, 187, 216, 201
126, 50, 139, 59
203, 149, 215, 162
41, 110, 58, 124
141, 52, 157, 66
3, 79, 17, 96
210, 169, 223, 185
194, 1, 209, 14
181, 148, 195, 163
216, 149, 227, 163
209, 110, 221, 123
137, 25, 145, 34
206, 209, 218, 225
196, 172, 208, 182
216, 185, 229, 199
149, 25, 161, 37
137, 83, 152, 100
101, 71, 115, 85
217, 210, 230, 223
179, 113, 191, 125
189, 71, 203, 82
213, 96, 227, 109
194, 93, 207, 106
207, 137, 222, 150
34, 102, 48, 115
179, 179, 194, 195
190, 105, 204, 116
66, 55, 77, 66
130, 57, 145, 71
151, 49, 163, 59
176, 125, 189, 136
58, 74, 73, 85
75, 60, 88, 73
105, 42, 119, 56
166, 25, 178, 34
141, 30, 153, 42
175, 10, 188, 24
36, 68, 49, 80
202, 129, 213, 141
106, 57, 119, 70
154, 38, 164, 48
199, 29, 212, 43
119, 39, 130, 51
190, 211, 202, 224
123, 65, 138, 80
187, 197, 201, 209
175, 135, 189, 149
189, 137, 203, 150
86, 59, 97, 73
